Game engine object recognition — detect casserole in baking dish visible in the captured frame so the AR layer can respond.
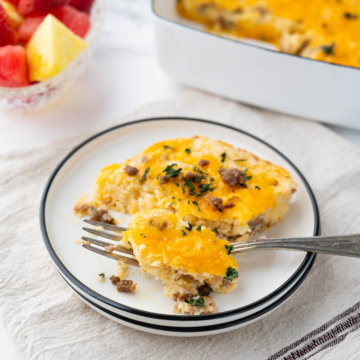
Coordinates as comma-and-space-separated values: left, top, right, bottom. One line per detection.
152, 0, 360, 130
177, 0, 360, 69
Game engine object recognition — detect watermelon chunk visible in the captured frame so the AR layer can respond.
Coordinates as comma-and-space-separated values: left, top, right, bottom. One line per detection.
0, 3, 16, 46
68, 0, 93, 14
18, 5, 89, 43
0, 45, 30, 87
51, 5, 90, 38
17, 0, 68, 16
18, 15, 44, 43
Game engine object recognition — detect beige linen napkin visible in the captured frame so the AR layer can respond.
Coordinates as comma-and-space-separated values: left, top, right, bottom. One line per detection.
1, 89, 360, 360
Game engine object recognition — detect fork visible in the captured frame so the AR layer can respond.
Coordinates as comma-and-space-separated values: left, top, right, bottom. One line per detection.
81, 219, 360, 267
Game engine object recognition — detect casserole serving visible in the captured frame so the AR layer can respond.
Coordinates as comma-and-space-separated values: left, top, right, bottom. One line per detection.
80, 136, 296, 242
74, 134, 297, 314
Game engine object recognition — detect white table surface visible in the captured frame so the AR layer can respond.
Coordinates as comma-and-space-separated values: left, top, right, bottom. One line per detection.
1, 1, 360, 359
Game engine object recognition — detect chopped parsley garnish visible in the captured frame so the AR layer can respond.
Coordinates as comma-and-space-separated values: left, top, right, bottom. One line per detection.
234, 159, 247, 162
344, 12, 358, 19
196, 225, 202, 232
212, 228, 219, 235
176, 183, 180, 187
225, 245, 234, 255
163, 164, 182, 179
185, 148, 191, 154
183, 177, 195, 192
210, 177, 215, 182
193, 167, 208, 179
239, 169, 251, 187
171, 201, 175, 207
185, 223, 193, 231
192, 200, 201, 212
99, 273, 105, 279
163, 145, 171, 149
220, 152, 226, 163
185, 295, 204, 307
140, 167, 150, 182
224, 266, 238, 282
182, 230, 187, 236
321, 43, 335, 55
198, 183, 216, 195
255, 186, 261, 190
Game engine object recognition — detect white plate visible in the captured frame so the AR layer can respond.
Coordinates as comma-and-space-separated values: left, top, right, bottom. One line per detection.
58, 247, 314, 334
40, 118, 319, 328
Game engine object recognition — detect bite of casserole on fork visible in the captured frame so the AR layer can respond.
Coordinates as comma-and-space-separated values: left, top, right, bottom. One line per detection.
124, 209, 239, 314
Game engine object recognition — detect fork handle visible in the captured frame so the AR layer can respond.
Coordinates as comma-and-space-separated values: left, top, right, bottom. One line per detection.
232, 234, 360, 258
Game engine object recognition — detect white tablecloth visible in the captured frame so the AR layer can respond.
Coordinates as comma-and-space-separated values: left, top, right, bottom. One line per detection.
1, 89, 360, 360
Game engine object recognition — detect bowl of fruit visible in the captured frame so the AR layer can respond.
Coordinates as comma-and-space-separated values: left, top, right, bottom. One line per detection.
0, 0, 104, 112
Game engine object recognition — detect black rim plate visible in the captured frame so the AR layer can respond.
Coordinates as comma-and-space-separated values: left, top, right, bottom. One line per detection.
40, 117, 320, 322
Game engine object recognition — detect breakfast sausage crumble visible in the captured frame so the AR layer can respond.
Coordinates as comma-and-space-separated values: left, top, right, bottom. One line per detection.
109, 276, 137, 293
74, 203, 116, 225
124, 165, 139, 176
218, 167, 244, 187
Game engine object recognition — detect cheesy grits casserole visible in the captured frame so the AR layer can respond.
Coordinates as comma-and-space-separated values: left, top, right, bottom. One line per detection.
177, 0, 360, 69
75, 136, 297, 315
124, 209, 239, 314
79, 136, 296, 242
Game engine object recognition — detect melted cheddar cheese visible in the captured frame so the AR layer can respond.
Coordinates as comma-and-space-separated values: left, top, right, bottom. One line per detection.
125, 224, 237, 276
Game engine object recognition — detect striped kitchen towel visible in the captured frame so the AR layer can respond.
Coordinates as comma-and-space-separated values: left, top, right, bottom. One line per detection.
268, 302, 360, 359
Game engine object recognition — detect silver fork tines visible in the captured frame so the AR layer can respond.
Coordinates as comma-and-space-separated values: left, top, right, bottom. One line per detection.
81, 219, 140, 266
82, 244, 140, 267
84, 219, 127, 232
81, 236, 134, 255
82, 227, 124, 240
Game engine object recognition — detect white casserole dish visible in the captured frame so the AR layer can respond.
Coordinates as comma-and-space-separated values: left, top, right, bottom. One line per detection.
152, 0, 360, 130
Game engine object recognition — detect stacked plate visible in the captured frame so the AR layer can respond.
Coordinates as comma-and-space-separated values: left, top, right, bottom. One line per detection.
40, 118, 319, 336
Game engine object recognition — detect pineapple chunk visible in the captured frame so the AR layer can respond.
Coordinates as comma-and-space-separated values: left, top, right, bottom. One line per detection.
26, 14, 88, 82
0, 0, 23, 29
